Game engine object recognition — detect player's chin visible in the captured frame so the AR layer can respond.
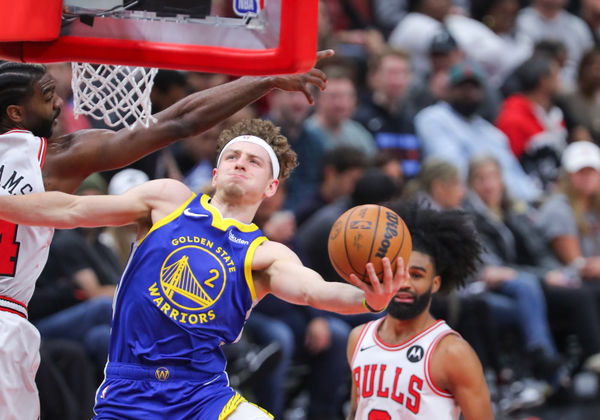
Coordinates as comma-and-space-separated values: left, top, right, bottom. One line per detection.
222, 182, 245, 197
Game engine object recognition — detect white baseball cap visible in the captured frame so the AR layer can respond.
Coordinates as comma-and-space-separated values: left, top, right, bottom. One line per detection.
562, 141, 600, 173
108, 168, 150, 195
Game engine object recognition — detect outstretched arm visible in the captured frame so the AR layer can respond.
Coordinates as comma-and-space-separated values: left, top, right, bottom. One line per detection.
0, 178, 189, 230
252, 240, 405, 314
43, 50, 334, 193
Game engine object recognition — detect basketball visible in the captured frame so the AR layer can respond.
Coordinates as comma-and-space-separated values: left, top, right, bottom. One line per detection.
328, 204, 412, 283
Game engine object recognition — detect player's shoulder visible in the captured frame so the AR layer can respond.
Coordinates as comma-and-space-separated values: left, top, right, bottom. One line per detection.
433, 332, 480, 370
347, 323, 369, 360
253, 240, 297, 261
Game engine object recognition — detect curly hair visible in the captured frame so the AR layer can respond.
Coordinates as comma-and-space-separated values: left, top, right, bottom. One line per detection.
216, 118, 297, 180
387, 201, 483, 294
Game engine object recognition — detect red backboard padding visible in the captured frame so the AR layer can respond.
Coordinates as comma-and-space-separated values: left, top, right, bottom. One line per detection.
0, 0, 62, 42
0, 1, 318, 76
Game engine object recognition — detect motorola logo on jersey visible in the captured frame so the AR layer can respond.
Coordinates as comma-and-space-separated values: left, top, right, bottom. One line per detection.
407, 345, 424, 363
159, 244, 227, 311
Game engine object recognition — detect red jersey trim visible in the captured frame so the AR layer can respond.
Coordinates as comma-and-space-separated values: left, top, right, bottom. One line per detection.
0, 296, 28, 319
373, 319, 446, 351
0, 295, 27, 309
424, 330, 459, 398
351, 322, 371, 366
38, 137, 47, 168
0, 307, 26, 319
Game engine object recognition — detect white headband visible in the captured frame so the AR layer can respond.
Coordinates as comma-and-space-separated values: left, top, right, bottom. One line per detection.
217, 135, 280, 179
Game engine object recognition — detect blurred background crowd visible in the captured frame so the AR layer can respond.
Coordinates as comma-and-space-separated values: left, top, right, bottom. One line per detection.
33, 0, 600, 419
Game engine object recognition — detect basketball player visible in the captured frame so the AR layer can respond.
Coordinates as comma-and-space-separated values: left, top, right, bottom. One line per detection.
0, 52, 332, 419
0, 119, 406, 419
346, 205, 494, 420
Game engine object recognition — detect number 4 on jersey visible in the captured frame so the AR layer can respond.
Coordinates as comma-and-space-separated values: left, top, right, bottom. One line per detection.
0, 220, 20, 276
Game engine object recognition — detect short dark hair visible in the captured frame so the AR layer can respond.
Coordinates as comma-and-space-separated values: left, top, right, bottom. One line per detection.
0, 61, 46, 123
387, 201, 482, 294
351, 168, 398, 205
515, 53, 556, 92
321, 145, 369, 175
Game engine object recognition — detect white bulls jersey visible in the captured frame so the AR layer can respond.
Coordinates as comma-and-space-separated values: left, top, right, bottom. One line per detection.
0, 129, 53, 307
351, 319, 460, 420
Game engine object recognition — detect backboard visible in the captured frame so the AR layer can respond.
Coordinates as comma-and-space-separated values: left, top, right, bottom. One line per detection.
0, 0, 319, 75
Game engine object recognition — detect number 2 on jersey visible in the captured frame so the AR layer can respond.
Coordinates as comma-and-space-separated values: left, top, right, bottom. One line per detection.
369, 409, 391, 420
0, 220, 20, 276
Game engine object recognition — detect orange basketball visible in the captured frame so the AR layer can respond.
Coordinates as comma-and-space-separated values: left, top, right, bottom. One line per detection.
328, 204, 411, 283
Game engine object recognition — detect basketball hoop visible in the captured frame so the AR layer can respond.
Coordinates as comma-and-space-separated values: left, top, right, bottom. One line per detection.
71, 63, 158, 130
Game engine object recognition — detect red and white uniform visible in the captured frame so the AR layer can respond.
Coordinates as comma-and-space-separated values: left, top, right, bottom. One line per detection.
351, 319, 461, 420
0, 129, 52, 420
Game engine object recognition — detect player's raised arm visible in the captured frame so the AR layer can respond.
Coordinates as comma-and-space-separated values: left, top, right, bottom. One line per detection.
43, 50, 334, 193
252, 240, 405, 314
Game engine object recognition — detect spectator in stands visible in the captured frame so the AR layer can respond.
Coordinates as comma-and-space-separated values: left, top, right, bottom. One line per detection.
495, 53, 567, 191
388, 0, 452, 74
447, 0, 532, 89
354, 48, 421, 179
559, 48, 600, 144
265, 90, 327, 211
580, 0, 600, 45
306, 64, 377, 157
465, 155, 600, 379
409, 29, 504, 122
463, 156, 576, 386
415, 60, 541, 202
402, 158, 465, 210
373, 151, 405, 196
294, 145, 368, 227
371, 0, 409, 38
537, 141, 600, 283
516, 0, 594, 88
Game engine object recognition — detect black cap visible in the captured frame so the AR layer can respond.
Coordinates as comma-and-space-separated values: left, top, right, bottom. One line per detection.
430, 31, 458, 55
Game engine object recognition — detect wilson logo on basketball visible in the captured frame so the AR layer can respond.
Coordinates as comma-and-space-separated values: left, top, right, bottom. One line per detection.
375, 211, 399, 259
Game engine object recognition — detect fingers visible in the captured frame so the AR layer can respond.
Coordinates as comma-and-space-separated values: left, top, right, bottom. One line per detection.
308, 68, 327, 90
347, 272, 368, 292
301, 87, 314, 105
366, 262, 383, 292
316, 49, 335, 62
392, 257, 406, 291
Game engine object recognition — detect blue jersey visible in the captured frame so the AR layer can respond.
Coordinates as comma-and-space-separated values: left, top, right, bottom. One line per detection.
95, 193, 268, 419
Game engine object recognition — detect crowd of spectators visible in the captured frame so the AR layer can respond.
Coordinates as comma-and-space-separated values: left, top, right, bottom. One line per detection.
34, 0, 600, 418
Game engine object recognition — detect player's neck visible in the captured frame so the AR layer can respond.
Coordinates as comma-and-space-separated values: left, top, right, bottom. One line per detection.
378, 311, 436, 346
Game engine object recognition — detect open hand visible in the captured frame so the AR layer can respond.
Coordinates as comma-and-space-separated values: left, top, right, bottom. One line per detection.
271, 49, 335, 104
346, 257, 406, 312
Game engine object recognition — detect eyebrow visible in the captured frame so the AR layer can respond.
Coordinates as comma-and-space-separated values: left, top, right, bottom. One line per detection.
409, 265, 427, 273
40, 82, 55, 96
227, 148, 265, 164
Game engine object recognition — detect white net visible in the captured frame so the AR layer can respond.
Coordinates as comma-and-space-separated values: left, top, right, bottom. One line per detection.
71, 63, 158, 130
